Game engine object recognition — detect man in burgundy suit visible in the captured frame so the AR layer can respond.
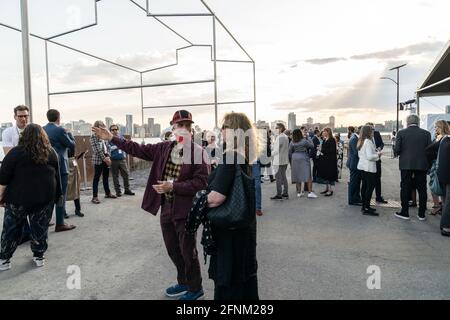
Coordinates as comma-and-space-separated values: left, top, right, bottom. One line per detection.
93, 110, 209, 300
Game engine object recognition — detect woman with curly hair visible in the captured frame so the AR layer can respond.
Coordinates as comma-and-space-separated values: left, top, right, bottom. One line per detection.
0, 124, 62, 271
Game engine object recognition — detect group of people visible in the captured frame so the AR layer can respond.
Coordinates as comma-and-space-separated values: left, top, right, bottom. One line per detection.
89, 121, 135, 205
347, 122, 387, 215
0, 106, 135, 271
0, 107, 260, 301
346, 114, 450, 237
2, 103, 450, 301
266, 123, 346, 202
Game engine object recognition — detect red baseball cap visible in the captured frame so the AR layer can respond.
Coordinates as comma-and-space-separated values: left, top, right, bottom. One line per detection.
171, 110, 194, 125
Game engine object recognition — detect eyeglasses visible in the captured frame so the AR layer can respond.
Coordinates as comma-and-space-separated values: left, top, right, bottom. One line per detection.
16, 115, 29, 119
111, 129, 119, 132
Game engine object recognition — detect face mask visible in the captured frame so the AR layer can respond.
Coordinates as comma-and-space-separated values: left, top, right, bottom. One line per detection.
173, 127, 190, 144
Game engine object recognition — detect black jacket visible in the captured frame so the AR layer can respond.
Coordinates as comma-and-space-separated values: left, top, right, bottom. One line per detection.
317, 138, 338, 181
438, 137, 450, 185
0, 147, 62, 208
310, 136, 320, 159
394, 125, 432, 171
374, 130, 384, 150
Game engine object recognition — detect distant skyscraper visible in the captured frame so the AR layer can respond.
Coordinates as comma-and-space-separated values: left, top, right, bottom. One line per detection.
148, 118, 155, 137
79, 123, 92, 136
307, 117, 313, 125
126, 114, 133, 136
154, 124, 161, 137
329, 116, 336, 130
288, 113, 297, 131
133, 124, 140, 137
105, 117, 114, 130
119, 125, 127, 136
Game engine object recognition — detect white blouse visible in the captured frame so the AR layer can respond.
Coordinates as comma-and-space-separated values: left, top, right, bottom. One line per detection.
357, 139, 379, 173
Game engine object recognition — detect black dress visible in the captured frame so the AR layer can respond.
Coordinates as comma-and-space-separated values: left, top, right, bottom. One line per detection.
207, 152, 259, 300
317, 138, 338, 184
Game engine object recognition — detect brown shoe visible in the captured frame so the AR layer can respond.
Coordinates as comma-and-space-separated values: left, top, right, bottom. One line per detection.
91, 198, 100, 204
256, 210, 263, 217
55, 224, 76, 233
105, 194, 117, 199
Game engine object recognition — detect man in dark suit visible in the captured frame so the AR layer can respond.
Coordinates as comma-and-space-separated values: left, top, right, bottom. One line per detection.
367, 122, 387, 204
394, 114, 432, 221
346, 126, 362, 205
43, 109, 76, 233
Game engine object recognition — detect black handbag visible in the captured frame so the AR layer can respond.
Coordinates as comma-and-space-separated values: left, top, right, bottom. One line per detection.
207, 164, 256, 230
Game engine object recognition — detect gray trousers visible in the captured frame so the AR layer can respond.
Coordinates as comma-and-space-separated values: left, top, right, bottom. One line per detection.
111, 159, 130, 194
275, 164, 289, 196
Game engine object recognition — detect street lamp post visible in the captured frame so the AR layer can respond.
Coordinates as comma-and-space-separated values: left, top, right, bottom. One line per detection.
380, 63, 407, 133
20, 0, 33, 122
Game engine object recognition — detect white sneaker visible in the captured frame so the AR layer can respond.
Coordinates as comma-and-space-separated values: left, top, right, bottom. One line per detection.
33, 257, 45, 268
297, 192, 305, 198
264, 176, 270, 181
308, 192, 318, 199
0, 259, 11, 271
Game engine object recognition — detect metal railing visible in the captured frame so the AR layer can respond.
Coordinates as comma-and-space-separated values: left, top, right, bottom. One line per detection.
1, 0, 257, 128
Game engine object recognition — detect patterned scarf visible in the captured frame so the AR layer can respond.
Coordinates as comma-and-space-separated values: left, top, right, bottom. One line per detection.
186, 190, 214, 264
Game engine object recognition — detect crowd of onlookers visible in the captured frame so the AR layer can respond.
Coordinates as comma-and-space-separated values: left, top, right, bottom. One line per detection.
0, 106, 136, 272
346, 114, 450, 236
1, 105, 449, 301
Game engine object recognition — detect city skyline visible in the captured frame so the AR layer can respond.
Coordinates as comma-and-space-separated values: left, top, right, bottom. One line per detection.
0, 113, 413, 142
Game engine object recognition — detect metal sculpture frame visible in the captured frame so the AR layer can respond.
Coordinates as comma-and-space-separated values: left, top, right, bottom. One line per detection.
0, 0, 256, 128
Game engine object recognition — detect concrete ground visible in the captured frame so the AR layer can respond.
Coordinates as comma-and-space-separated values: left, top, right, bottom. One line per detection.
0, 157, 449, 300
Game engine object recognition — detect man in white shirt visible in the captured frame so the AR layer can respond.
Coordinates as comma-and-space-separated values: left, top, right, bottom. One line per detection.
2, 105, 30, 155
1, 105, 31, 244
271, 123, 290, 201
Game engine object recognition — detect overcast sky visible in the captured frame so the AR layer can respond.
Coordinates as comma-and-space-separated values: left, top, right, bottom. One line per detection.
0, 0, 449, 129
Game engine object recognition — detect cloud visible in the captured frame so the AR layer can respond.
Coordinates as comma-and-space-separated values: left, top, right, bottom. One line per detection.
299, 40, 445, 66
351, 41, 444, 60
304, 57, 347, 65
271, 61, 431, 115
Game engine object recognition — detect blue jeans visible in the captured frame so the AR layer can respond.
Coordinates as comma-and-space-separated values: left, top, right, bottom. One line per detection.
55, 173, 68, 225
252, 163, 262, 211
93, 163, 111, 198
